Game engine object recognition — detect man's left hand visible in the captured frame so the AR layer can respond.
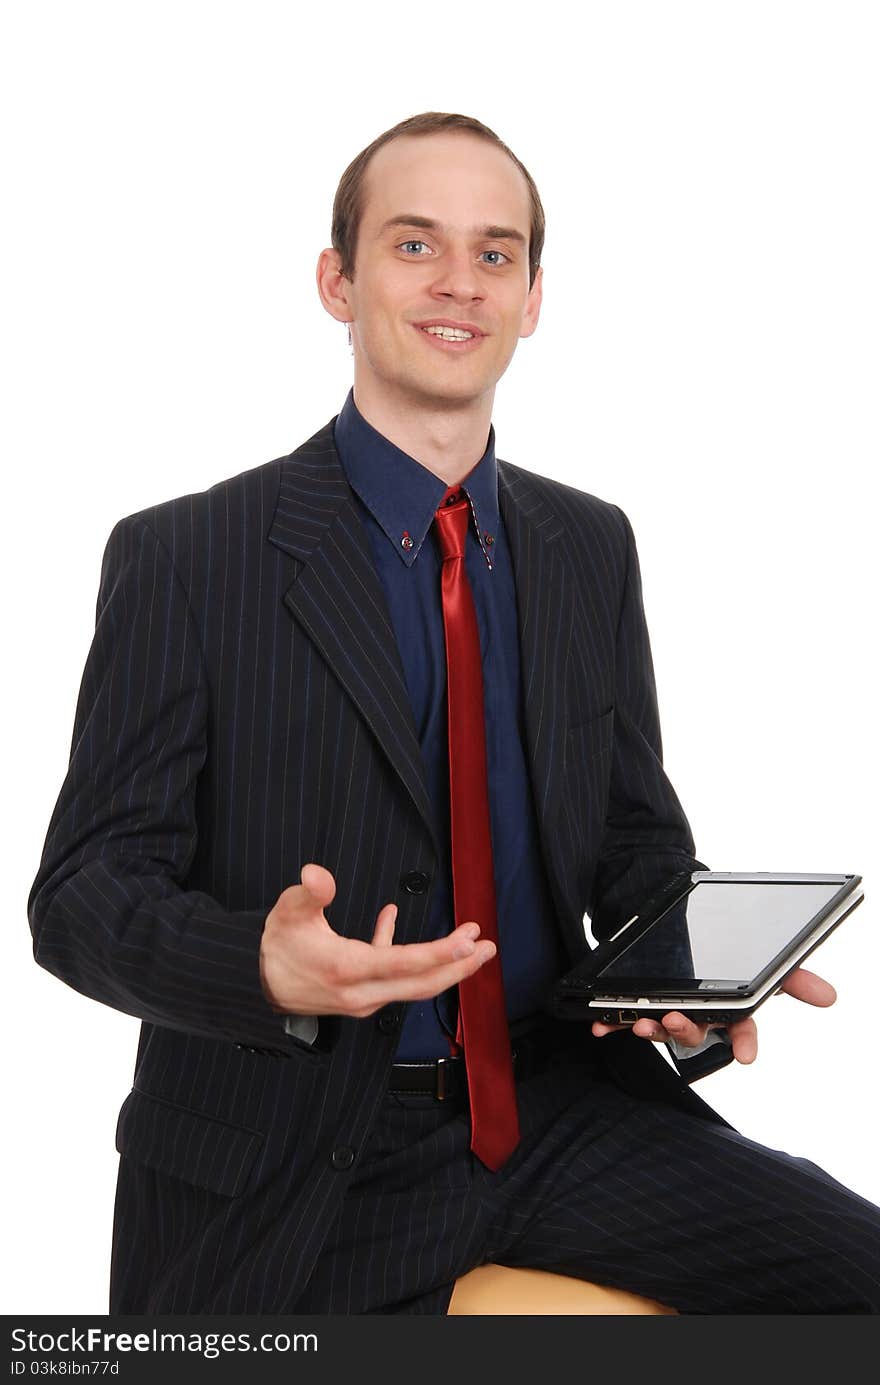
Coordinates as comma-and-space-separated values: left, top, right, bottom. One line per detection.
590, 966, 837, 1064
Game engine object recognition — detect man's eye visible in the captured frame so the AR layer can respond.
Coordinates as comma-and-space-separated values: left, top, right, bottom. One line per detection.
396, 241, 510, 265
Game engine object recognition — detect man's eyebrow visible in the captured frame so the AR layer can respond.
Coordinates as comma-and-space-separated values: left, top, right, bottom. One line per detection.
377, 214, 527, 246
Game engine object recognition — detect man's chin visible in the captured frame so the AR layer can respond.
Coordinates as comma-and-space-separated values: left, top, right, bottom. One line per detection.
394, 368, 494, 410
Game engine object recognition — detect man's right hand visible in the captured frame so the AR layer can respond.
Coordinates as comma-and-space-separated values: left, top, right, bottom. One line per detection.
258, 862, 496, 1019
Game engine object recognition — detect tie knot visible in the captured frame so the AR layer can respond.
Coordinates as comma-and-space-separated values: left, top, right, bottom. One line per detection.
434, 487, 469, 560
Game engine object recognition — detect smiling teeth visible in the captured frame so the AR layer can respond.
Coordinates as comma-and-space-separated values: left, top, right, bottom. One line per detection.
423, 325, 474, 340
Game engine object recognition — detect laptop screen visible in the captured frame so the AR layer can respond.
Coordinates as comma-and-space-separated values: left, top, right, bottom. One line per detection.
594, 879, 845, 986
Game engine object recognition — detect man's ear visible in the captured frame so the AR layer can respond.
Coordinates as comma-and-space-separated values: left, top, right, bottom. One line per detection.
520, 264, 543, 339
316, 247, 354, 328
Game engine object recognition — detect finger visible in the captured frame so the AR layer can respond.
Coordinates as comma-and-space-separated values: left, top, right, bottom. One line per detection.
360, 924, 487, 980
780, 966, 837, 1007
591, 1020, 629, 1037
347, 940, 497, 1012
633, 1017, 666, 1040
658, 1012, 709, 1046
593, 1014, 711, 1045
590, 1018, 669, 1040
371, 902, 398, 948
728, 1016, 758, 1063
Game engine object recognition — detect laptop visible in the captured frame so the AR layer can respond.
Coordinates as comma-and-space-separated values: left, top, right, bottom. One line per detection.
548, 871, 864, 1026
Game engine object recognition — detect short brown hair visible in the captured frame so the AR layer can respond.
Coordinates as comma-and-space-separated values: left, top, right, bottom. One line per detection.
331, 112, 545, 290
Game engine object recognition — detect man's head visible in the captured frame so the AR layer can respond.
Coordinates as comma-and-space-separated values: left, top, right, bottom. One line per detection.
317, 113, 545, 413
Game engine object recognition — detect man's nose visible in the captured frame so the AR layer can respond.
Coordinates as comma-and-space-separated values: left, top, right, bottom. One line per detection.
429, 244, 485, 301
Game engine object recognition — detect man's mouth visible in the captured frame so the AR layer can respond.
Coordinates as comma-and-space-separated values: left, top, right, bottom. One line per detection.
413, 321, 487, 352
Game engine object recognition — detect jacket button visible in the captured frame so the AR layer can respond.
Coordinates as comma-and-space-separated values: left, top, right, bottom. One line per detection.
400, 870, 429, 894
331, 1145, 355, 1170
377, 1010, 401, 1034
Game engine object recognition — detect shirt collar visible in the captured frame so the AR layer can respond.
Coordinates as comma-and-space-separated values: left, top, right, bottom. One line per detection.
332, 387, 500, 568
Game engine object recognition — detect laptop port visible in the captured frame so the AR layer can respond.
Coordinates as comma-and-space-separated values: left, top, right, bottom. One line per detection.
618, 1009, 639, 1022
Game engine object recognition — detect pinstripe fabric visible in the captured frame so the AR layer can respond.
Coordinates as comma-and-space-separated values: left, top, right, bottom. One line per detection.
292, 1038, 880, 1314
29, 416, 736, 1313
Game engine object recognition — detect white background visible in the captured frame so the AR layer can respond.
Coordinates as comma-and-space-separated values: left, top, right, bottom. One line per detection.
3, 1, 877, 1314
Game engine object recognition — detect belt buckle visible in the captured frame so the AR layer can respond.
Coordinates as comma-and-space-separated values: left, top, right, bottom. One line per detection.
435, 1055, 450, 1101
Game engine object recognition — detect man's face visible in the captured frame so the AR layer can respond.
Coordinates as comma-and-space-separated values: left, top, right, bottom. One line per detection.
340, 132, 542, 410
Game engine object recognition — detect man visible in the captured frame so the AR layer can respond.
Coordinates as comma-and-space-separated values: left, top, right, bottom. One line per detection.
28, 112, 880, 1314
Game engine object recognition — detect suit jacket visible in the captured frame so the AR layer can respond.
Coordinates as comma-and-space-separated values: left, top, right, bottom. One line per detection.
28, 415, 733, 1313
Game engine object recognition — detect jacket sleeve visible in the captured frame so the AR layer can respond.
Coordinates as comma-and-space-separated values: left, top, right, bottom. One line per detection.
27, 515, 308, 1054
587, 505, 733, 1082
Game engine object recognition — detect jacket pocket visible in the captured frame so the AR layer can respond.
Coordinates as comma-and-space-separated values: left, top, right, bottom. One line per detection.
115, 1088, 264, 1198
566, 706, 614, 761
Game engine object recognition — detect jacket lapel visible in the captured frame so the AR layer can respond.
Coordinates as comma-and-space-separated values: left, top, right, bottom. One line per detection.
267, 419, 441, 856
267, 420, 578, 873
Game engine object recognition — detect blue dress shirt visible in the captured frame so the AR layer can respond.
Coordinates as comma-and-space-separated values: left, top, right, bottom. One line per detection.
331, 388, 566, 1060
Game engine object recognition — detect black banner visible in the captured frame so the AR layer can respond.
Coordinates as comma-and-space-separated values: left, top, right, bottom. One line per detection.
3, 1314, 876, 1381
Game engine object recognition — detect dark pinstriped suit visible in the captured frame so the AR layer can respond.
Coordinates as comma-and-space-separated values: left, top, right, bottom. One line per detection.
28, 415, 880, 1313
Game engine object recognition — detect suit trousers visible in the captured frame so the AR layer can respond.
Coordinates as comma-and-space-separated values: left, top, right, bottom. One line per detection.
289, 1026, 880, 1314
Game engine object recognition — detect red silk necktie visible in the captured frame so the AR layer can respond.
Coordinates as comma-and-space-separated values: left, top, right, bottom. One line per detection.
433, 485, 520, 1172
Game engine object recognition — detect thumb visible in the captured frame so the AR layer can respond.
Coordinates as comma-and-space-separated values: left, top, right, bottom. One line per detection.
299, 861, 337, 912
780, 966, 837, 1007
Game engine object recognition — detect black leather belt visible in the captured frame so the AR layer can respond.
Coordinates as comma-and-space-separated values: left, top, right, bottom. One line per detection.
388, 1019, 574, 1101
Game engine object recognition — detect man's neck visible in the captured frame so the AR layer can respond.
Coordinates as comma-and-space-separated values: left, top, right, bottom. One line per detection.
351, 376, 495, 488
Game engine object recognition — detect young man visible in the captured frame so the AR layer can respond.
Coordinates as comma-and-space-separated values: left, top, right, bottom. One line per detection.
29, 112, 880, 1314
